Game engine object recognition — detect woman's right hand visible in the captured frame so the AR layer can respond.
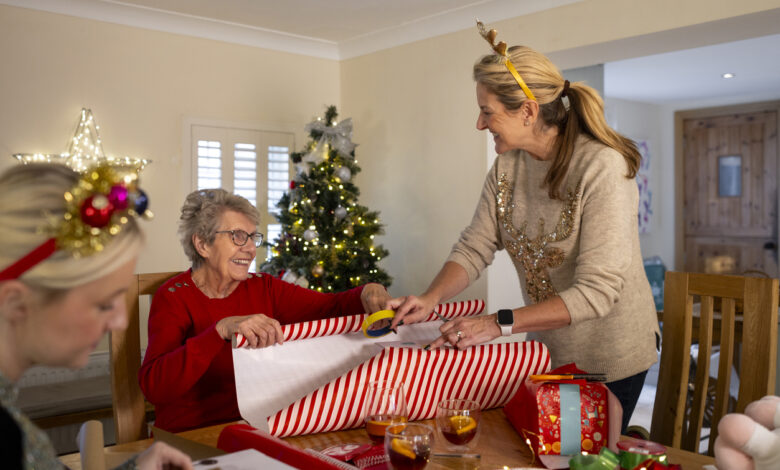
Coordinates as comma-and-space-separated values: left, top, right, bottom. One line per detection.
387, 294, 438, 329
133, 442, 193, 470
216, 314, 284, 347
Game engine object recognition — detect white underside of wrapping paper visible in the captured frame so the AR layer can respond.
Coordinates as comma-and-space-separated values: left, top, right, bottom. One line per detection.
233, 321, 442, 432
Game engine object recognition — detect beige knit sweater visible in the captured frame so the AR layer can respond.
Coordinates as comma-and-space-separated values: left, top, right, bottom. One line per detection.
447, 135, 659, 381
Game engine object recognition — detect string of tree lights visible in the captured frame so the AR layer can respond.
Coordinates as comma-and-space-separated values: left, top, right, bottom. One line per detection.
260, 106, 392, 292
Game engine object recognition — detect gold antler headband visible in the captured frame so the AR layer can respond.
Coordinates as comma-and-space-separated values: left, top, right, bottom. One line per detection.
476, 20, 536, 101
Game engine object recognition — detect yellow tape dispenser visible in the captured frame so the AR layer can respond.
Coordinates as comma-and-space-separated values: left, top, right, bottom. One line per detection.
361, 309, 396, 338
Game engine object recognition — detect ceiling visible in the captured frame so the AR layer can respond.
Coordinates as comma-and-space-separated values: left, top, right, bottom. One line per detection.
605, 34, 780, 105
4, 0, 780, 105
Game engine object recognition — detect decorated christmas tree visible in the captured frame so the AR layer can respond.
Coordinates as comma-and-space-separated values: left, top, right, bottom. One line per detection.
260, 106, 392, 291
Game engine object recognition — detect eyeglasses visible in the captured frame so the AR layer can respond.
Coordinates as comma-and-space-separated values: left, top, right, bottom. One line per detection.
216, 230, 264, 247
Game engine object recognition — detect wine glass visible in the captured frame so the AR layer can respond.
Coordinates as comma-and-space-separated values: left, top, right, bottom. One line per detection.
363, 380, 408, 443
435, 398, 480, 451
384, 422, 433, 470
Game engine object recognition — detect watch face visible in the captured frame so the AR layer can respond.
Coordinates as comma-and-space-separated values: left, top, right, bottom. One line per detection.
497, 309, 513, 325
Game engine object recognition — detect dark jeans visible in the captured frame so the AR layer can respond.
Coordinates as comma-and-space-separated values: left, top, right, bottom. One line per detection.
605, 369, 649, 434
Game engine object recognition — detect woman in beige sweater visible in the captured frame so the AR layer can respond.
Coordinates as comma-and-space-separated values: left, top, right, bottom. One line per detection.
389, 24, 659, 432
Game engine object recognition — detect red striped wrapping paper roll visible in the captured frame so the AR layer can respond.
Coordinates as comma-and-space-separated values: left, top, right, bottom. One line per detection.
267, 340, 550, 437
233, 299, 485, 348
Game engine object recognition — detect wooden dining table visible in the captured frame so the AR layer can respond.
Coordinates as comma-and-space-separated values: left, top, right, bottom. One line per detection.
60, 409, 716, 470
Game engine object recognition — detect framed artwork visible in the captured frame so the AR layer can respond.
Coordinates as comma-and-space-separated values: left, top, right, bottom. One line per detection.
636, 140, 652, 233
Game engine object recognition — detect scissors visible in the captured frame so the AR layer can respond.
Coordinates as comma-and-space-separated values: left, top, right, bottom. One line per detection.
433, 309, 450, 323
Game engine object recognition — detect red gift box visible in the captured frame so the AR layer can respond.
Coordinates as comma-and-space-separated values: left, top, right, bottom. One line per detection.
503, 364, 622, 469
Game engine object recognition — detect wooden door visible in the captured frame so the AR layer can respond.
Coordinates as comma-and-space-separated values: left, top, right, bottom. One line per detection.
681, 106, 779, 276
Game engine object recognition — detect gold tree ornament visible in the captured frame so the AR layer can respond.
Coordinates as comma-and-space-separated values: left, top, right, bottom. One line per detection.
13, 108, 150, 173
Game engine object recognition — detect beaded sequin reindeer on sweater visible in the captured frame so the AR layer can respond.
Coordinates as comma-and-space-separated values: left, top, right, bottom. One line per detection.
497, 174, 581, 303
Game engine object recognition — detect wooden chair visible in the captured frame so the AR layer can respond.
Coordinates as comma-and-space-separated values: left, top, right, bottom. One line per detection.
110, 271, 179, 444
650, 271, 778, 455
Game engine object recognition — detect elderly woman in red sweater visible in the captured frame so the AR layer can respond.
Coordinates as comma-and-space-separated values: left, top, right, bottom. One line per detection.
139, 189, 389, 432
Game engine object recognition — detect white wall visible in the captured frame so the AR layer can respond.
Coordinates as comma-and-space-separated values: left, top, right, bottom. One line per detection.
604, 98, 671, 267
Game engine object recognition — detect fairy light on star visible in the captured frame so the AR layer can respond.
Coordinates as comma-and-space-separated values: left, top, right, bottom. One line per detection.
13, 108, 150, 173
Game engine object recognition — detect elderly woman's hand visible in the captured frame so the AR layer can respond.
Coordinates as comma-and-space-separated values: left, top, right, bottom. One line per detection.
427, 314, 501, 350
216, 314, 284, 348
360, 283, 391, 313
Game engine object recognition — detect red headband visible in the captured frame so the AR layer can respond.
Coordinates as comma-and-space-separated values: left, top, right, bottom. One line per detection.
0, 238, 57, 281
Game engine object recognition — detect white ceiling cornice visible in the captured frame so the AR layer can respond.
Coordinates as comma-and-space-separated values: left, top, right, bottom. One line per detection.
1, 0, 580, 60
337, 0, 581, 60
1, 0, 341, 59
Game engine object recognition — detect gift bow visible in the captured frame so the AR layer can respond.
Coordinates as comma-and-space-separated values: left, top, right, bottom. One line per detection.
304, 118, 356, 160
568, 447, 680, 470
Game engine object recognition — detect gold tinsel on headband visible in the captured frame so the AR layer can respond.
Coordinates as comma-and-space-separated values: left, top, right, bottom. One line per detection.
54, 164, 152, 257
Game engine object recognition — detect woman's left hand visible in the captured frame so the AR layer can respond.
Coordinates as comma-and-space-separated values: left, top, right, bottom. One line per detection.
427, 314, 502, 350
361, 283, 391, 313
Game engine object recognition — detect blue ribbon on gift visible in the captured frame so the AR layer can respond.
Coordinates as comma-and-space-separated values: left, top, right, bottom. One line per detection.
559, 383, 581, 455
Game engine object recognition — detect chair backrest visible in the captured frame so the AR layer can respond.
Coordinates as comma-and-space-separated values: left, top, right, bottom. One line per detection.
110, 271, 179, 444
650, 271, 778, 454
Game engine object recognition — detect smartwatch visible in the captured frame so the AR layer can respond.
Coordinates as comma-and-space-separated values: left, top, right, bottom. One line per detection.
496, 309, 514, 336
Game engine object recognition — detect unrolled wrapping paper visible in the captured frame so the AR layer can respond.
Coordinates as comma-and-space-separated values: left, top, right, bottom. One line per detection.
231, 300, 550, 437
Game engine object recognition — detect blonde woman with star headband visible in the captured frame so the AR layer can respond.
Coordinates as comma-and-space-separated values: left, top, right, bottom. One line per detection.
389, 21, 659, 433
0, 163, 192, 470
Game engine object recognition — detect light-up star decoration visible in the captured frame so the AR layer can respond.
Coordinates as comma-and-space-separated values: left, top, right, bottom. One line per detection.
13, 108, 150, 173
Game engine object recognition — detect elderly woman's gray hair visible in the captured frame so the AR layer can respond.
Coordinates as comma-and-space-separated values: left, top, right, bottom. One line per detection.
178, 189, 260, 269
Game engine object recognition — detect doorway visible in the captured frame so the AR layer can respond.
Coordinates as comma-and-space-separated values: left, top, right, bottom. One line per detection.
675, 101, 780, 277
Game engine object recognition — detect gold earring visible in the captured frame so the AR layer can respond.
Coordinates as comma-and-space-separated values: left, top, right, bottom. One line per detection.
524, 120, 530, 126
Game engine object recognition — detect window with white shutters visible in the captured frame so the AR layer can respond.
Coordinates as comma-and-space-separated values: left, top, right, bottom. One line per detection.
191, 125, 293, 270
197, 140, 222, 189
233, 143, 257, 207
266, 146, 289, 259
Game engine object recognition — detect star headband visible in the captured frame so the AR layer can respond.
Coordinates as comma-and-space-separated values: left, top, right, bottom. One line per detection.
476, 20, 536, 102
0, 164, 152, 281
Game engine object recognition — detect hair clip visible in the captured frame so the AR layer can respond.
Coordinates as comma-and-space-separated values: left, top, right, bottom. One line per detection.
561, 79, 571, 111
476, 20, 536, 101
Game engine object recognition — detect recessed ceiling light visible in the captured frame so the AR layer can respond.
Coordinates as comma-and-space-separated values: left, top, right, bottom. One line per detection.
722, 73, 736, 79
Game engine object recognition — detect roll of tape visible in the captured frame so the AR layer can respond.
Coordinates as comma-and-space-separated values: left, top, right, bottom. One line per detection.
361, 309, 396, 337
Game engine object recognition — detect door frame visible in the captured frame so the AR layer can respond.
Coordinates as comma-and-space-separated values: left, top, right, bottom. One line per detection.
674, 100, 780, 272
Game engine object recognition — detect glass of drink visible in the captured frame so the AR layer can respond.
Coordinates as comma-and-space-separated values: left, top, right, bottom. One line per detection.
364, 380, 408, 443
384, 422, 433, 470
435, 398, 480, 450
